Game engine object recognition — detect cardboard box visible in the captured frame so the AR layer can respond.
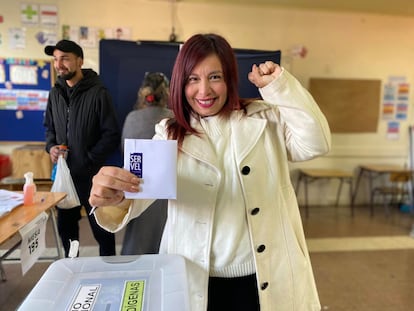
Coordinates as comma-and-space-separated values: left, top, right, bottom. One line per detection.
11, 144, 52, 179
18, 254, 190, 311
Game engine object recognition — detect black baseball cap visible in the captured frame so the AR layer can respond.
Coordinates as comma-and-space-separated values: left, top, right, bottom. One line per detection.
44, 40, 84, 59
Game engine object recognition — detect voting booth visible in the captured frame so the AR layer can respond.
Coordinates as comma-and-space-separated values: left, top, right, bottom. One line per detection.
18, 254, 190, 311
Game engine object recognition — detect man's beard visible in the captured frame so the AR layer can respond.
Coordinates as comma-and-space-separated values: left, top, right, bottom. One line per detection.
59, 70, 76, 81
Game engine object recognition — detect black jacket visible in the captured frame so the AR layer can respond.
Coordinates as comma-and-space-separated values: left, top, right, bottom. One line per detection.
44, 69, 121, 179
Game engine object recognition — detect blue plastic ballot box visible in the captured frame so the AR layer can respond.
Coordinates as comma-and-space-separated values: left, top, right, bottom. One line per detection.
18, 254, 190, 311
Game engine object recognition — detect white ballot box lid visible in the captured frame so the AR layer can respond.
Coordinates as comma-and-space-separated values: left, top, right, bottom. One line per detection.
18, 254, 190, 311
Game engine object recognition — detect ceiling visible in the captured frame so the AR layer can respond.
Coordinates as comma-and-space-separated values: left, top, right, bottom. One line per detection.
183, 0, 414, 17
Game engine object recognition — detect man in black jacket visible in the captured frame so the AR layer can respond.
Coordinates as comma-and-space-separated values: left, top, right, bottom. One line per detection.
44, 40, 121, 257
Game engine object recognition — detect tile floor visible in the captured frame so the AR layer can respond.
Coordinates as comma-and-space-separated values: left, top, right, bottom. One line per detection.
304, 205, 414, 311
1, 204, 414, 310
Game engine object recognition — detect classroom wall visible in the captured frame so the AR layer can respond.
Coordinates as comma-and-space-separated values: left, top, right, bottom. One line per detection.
1, 0, 414, 205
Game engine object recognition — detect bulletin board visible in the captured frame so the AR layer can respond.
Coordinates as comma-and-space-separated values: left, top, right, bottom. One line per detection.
0, 58, 53, 141
309, 78, 381, 133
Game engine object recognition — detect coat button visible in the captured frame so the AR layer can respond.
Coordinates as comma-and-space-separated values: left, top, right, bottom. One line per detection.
251, 207, 260, 215
241, 166, 250, 175
257, 244, 266, 253
261, 282, 269, 290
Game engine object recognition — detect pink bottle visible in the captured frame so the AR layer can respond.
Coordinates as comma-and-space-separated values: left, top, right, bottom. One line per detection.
23, 171, 36, 205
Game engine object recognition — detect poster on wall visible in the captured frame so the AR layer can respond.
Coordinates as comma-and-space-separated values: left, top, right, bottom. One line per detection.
8, 27, 26, 49
387, 121, 400, 140
113, 27, 131, 40
21, 4, 39, 26
381, 76, 410, 139
35, 30, 57, 46
40, 5, 58, 27
61, 25, 132, 44
382, 76, 410, 122
79, 26, 98, 48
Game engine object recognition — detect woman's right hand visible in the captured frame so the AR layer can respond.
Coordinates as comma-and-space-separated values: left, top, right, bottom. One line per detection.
89, 166, 140, 207
248, 61, 282, 88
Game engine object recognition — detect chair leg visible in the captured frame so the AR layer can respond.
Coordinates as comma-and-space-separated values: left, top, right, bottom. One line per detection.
349, 179, 354, 217
370, 191, 375, 217
335, 179, 344, 207
384, 195, 391, 216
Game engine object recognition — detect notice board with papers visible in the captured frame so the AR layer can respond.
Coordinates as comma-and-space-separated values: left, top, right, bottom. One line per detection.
0, 58, 53, 141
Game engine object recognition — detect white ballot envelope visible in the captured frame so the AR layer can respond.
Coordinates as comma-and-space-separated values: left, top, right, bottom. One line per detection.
124, 139, 177, 199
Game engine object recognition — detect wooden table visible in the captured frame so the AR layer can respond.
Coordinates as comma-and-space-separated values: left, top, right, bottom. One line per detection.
0, 177, 53, 191
351, 164, 412, 216
0, 191, 66, 281
295, 168, 354, 218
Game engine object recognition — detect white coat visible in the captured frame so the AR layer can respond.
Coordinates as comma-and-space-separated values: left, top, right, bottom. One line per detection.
94, 69, 331, 311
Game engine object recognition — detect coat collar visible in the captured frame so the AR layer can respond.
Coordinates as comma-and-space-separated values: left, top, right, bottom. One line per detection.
180, 103, 268, 166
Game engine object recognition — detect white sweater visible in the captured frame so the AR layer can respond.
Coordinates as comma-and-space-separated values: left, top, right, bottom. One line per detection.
199, 115, 255, 277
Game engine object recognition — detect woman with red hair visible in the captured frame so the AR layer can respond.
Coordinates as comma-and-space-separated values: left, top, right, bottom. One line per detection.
89, 33, 331, 311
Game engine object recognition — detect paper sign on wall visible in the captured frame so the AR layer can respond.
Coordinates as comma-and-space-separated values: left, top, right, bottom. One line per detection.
124, 139, 177, 199
19, 211, 48, 275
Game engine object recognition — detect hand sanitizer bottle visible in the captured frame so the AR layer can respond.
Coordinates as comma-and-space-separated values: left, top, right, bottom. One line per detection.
23, 171, 36, 205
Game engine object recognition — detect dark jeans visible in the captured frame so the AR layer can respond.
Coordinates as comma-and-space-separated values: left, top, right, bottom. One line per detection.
207, 274, 260, 311
56, 177, 116, 257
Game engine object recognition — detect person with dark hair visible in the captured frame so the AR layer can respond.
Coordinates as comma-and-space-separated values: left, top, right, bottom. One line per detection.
44, 39, 121, 257
133, 72, 170, 110
89, 33, 331, 311
121, 72, 173, 255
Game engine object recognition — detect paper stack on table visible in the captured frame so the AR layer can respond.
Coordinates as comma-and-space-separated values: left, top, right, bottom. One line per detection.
0, 189, 24, 217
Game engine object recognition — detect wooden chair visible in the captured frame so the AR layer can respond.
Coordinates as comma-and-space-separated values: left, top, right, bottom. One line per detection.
370, 170, 413, 216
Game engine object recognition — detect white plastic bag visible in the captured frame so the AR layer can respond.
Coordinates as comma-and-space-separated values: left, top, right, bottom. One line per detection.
50, 155, 80, 209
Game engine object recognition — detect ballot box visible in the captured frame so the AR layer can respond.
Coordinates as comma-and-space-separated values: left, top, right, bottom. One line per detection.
18, 254, 190, 311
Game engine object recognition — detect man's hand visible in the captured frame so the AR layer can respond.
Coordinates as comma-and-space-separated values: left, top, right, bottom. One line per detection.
49, 145, 63, 163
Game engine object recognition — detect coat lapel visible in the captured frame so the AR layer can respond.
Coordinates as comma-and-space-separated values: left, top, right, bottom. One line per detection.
180, 124, 218, 167
231, 111, 267, 165
179, 108, 268, 167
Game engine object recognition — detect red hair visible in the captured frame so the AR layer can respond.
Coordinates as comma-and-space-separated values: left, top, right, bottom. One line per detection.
167, 33, 245, 145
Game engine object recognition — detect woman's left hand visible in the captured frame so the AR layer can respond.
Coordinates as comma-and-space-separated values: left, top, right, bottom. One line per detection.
248, 61, 282, 88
